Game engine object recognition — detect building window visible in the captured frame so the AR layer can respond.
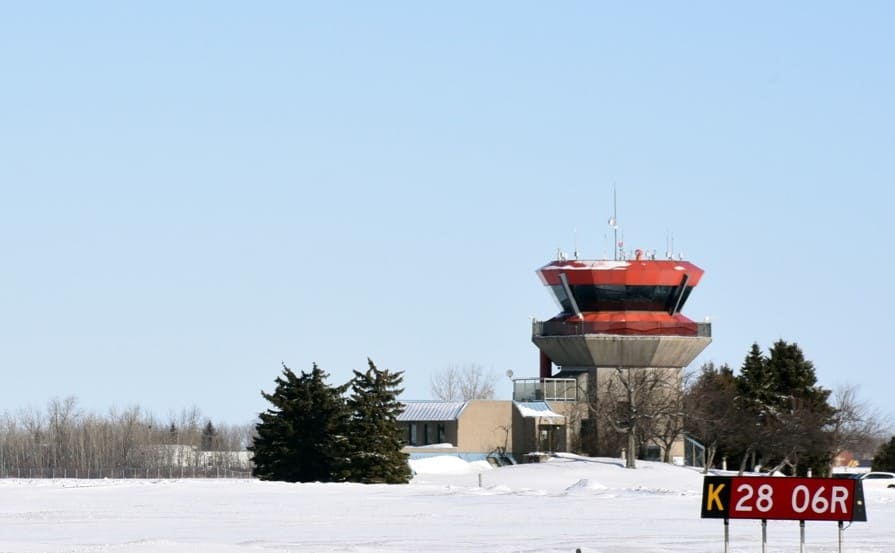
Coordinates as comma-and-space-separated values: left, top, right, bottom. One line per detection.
422, 423, 429, 445
409, 423, 417, 446
642, 444, 661, 461
437, 423, 446, 444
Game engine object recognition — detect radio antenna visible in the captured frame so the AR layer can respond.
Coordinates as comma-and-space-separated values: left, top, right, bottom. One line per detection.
608, 187, 619, 261
666, 231, 674, 260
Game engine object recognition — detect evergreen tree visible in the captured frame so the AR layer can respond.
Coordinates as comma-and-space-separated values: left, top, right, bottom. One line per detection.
730, 343, 777, 472
339, 359, 412, 484
766, 340, 830, 411
249, 363, 349, 482
733, 340, 835, 475
765, 340, 835, 474
736, 343, 774, 410
201, 421, 217, 451
872, 436, 895, 472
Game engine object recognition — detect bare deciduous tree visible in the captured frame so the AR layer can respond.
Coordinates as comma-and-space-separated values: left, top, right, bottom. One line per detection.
47, 396, 80, 472
0, 399, 254, 478
586, 367, 683, 469
830, 383, 892, 463
430, 363, 498, 401
683, 363, 740, 472
646, 371, 689, 464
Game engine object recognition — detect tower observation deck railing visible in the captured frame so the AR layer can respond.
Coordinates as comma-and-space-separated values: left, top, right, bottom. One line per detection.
513, 378, 578, 402
532, 319, 712, 338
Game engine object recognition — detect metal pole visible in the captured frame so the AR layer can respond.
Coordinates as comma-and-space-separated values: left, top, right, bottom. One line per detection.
800, 520, 805, 553
723, 519, 729, 553
762, 519, 767, 553
838, 521, 843, 553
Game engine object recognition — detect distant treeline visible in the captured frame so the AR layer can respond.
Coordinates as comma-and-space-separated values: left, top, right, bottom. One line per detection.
0, 397, 256, 479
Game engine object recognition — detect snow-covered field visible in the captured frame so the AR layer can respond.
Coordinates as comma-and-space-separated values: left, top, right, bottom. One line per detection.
0, 455, 892, 552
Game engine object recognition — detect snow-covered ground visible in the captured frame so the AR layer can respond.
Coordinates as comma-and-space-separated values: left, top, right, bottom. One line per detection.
0, 455, 892, 552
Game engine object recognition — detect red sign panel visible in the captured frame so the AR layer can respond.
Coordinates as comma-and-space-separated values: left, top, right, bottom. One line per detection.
701, 476, 867, 522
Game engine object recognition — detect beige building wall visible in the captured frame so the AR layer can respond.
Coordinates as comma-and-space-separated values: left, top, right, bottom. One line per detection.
668, 439, 685, 460
456, 401, 513, 455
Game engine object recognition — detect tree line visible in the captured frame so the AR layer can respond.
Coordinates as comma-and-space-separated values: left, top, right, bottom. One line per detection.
0, 397, 255, 478
684, 340, 890, 476
571, 339, 891, 474
5, 342, 890, 480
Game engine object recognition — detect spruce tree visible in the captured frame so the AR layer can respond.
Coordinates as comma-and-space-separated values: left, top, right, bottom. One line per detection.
733, 340, 835, 475
736, 343, 774, 410
731, 343, 776, 472
201, 421, 217, 451
340, 359, 412, 484
249, 363, 349, 482
766, 340, 831, 411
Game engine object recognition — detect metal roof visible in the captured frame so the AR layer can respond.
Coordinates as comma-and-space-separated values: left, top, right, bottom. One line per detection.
398, 401, 467, 422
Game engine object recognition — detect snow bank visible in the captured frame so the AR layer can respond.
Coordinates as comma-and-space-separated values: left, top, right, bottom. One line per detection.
2, 456, 893, 552
564, 478, 608, 494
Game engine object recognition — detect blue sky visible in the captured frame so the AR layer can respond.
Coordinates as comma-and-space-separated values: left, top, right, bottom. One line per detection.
1, 3, 893, 425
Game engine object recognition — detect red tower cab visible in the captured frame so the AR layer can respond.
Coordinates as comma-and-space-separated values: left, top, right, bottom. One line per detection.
532, 253, 711, 378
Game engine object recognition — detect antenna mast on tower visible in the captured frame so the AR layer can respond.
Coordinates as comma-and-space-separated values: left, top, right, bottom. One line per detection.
608, 187, 620, 261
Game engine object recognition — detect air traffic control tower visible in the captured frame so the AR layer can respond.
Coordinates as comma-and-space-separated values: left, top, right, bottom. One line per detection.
518, 249, 712, 458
